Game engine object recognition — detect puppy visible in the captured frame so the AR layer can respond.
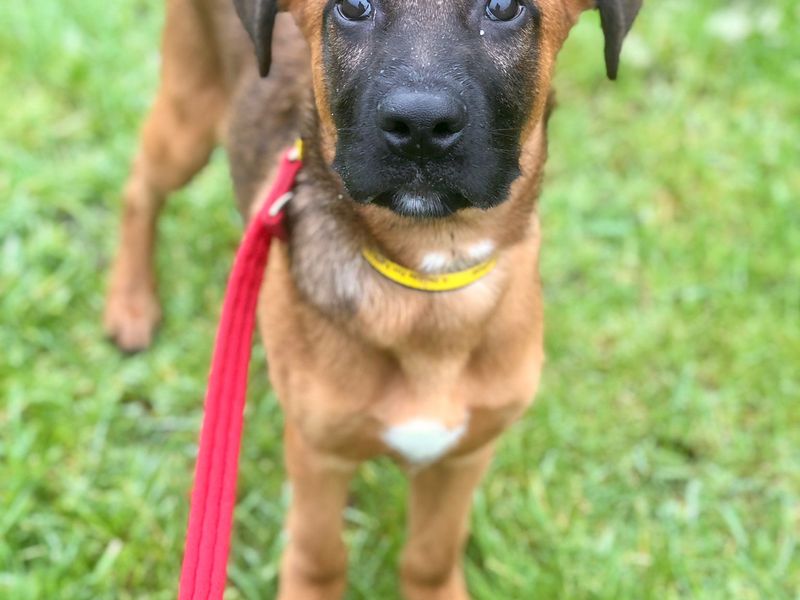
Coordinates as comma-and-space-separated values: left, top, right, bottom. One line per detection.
104, 1, 642, 598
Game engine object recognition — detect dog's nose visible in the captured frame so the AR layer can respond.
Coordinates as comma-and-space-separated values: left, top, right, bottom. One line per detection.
377, 90, 467, 159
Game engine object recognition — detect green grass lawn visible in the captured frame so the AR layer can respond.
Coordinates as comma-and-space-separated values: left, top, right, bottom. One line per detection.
2, 1, 799, 598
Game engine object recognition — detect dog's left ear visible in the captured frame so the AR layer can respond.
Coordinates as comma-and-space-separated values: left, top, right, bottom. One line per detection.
596, 0, 643, 80
233, 0, 280, 77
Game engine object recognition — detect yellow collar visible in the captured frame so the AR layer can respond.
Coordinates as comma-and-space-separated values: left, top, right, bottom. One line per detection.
362, 247, 497, 292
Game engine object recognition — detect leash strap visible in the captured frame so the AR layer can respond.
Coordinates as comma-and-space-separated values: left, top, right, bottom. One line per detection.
178, 143, 302, 600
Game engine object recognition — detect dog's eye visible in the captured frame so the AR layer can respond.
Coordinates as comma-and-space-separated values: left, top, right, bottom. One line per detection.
485, 0, 523, 21
337, 0, 373, 21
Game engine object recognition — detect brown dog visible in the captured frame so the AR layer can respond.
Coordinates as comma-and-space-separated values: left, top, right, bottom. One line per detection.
104, 1, 642, 597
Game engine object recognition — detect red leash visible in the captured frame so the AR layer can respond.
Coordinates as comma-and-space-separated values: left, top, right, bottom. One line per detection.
178, 142, 303, 600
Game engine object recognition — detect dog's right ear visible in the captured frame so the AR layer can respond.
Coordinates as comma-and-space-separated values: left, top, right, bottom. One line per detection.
596, 0, 643, 80
233, 0, 279, 77
565, 0, 642, 80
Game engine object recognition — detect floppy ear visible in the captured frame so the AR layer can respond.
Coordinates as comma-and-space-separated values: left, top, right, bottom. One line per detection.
233, 0, 279, 77
596, 0, 643, 80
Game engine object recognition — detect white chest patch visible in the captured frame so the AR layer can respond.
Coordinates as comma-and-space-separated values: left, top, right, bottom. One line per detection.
382, 419, 467, 465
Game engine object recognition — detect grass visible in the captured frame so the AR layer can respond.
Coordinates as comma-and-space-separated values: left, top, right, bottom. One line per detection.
1, 1, 799, 598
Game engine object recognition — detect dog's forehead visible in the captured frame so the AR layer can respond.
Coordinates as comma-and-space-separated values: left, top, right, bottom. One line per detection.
382, 0, 468, 20
377, 0, 475, 48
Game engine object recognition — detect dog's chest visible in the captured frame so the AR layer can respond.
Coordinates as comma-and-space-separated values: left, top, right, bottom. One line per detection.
262, 204, 543, 466
262, 258, 541, 467
282, 348, 531, 467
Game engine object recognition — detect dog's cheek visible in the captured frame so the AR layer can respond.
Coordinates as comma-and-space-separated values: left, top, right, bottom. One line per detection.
455, 149, 520, 209
288, 1, 340, 164
323, 20, 377, 175
502, 7, 569, 157
312, 70, 339, 166
470, 26, 539, 188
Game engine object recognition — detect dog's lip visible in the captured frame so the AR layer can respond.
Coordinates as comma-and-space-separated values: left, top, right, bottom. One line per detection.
370, 190, 471, 219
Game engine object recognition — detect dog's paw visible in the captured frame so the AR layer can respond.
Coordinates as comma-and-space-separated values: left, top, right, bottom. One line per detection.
103, 287, 162, 353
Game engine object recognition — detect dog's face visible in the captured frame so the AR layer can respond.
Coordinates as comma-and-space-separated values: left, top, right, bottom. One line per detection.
234, 0, 641, 218
323, 0, 541, 218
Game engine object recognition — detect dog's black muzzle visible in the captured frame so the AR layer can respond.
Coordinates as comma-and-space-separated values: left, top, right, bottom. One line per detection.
331, 66, 521, 220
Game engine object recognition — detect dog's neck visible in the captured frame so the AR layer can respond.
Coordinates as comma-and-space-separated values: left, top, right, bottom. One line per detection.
285, 107, 549, 324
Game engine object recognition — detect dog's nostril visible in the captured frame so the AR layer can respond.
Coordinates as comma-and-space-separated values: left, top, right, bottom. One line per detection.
385, 119, 411, 137
433, 121, 458, 137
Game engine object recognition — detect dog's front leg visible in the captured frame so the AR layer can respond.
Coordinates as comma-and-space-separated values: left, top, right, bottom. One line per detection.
401, 444, 495, 600
278, 423, 356, 600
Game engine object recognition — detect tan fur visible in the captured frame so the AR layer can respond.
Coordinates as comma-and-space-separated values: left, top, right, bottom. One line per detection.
106, 1, 605, 597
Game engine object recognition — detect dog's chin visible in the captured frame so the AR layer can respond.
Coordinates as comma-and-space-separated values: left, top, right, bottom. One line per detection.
370, 191, 471, 219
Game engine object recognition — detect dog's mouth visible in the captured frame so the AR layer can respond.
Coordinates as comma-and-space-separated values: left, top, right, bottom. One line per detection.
331, 124, 520, 219
370, 189, 471, 219
332, 153, 475, 219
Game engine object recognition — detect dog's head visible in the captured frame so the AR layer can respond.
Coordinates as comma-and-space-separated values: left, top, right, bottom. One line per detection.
235, 0, 641, 218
